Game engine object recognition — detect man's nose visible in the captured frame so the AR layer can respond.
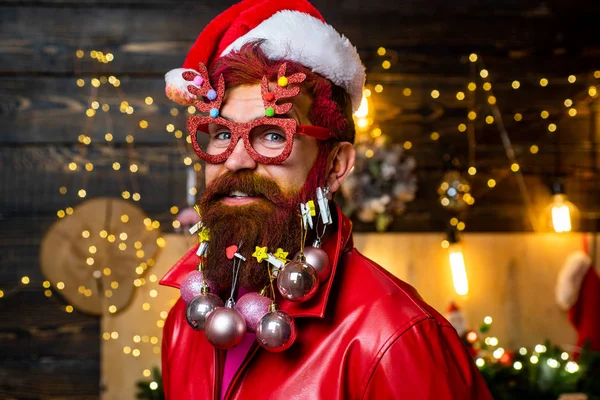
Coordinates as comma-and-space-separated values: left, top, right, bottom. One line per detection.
224, 138, 257, 172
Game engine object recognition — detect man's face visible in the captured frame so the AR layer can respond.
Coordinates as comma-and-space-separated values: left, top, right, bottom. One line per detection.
204, 84, 318, 193
199, 84, 323, 290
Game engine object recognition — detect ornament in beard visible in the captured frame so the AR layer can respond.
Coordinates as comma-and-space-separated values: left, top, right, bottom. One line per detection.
198, 146, 329, 292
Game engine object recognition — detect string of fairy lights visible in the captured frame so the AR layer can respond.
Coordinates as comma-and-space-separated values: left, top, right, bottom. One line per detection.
60, 51, 165, 318
368, 47, 599, 236
444, 56, 598, 243
73, 50, 180, 386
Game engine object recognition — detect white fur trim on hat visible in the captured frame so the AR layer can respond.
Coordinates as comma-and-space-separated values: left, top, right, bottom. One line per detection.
221, 10, 365, 112
556, 250, 592, 310
165, 68, 198, 106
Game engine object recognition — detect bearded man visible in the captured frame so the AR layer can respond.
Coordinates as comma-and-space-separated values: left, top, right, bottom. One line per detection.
159, 1, 492, 399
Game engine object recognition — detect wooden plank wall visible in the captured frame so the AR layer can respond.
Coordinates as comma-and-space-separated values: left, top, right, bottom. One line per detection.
0, 214, 101, 399
1, 0, 599, 398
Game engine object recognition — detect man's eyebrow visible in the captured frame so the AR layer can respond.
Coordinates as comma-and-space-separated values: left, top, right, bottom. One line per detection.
218, 109, 299, 123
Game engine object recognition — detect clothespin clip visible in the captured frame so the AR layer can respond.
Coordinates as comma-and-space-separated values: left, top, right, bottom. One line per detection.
190, 205, 203, 234
196, 241, 208, 257
267, 248, 288, 277
189, 220, 203, 235
300, 200, 316, 230
266, 253, 285, 269
267, 257, 284, 277
196, 226, 210, 256
316, 187, 332, 225
226, 244, 247, 261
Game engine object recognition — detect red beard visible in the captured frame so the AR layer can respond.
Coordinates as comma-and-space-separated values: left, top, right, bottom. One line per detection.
198, 147, 329, 291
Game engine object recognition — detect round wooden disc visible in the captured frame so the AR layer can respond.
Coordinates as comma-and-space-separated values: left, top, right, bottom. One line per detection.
40, 198, 162, 315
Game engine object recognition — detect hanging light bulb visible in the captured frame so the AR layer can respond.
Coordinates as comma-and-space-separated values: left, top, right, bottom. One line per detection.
447, 229, 469, 296
544, 181, 579, 233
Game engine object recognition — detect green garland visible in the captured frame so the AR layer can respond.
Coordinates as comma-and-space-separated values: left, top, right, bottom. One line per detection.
462, 319, 600, 400
136, 367, 165, 400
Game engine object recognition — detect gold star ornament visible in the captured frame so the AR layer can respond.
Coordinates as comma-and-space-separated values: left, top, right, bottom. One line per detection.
273, 248, 289, 262
198, 227, 210, 243
252, 246, 269, 263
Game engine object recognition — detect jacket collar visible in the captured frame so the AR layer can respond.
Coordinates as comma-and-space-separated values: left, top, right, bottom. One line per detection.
159, 203, 353, 319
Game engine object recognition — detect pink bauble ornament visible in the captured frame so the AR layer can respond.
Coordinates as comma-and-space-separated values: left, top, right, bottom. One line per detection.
297, 240, 330, 283
185, 292, 224, 331
180, 270, 219, 303
235, 292, 271, 333
277, 257, 319, 302
204, 307, 246, 349
256, 308, 297, 352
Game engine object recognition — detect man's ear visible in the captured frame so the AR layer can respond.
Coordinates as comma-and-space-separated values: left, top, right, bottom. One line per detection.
325, 142, 355, 194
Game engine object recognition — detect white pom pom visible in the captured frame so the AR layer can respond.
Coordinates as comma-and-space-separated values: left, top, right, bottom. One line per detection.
556, 251, 592, 310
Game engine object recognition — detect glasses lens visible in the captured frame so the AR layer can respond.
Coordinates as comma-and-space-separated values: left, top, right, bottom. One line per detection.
249, 125, 289, 158
198, 124, 232, 156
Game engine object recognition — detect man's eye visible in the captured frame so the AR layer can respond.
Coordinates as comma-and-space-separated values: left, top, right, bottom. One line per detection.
214, 131, 231, 140
265, 132, 285, 142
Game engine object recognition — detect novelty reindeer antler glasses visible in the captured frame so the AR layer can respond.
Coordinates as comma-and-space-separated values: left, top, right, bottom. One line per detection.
182, 63, 332, 165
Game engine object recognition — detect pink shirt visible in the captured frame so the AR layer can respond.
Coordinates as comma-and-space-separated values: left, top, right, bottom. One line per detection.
220, 332, 256, 399
220, 288, 256, 399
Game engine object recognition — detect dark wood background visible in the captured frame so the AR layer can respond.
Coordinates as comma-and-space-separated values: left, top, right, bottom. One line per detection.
1, 0, 600, 398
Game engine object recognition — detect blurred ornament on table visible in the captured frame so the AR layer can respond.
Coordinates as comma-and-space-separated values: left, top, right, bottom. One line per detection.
341, 141, 417, 231
437, 169, 473, 212
445, 301, 468, 336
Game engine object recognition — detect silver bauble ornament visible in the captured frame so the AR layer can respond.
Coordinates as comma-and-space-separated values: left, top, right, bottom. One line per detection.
298, 240, 330, 283
234, 292, 271, 333
185, 291, 224, 331
204, 306, 246, 349
277, 256, 319, 302
256, 306, 297, 352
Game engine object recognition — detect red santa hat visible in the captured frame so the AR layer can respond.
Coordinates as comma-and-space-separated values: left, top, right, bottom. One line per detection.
165, 0, 365, 112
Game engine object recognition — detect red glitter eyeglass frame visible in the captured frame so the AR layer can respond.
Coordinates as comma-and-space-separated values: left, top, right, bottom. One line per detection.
182, 63, 333, 165
188, 117, 331, 165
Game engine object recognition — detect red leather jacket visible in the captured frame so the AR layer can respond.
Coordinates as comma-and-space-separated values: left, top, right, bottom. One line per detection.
160, 206, 492, 399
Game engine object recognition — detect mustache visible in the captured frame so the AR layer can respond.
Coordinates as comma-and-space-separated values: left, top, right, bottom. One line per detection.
201, 171, 292, 207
